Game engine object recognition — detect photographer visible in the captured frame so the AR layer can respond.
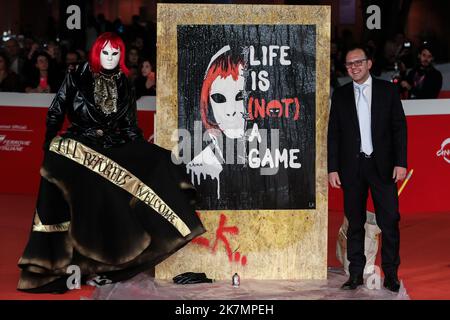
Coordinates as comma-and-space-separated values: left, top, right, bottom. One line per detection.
400, 44, 443, 99
384, 33, 414, 70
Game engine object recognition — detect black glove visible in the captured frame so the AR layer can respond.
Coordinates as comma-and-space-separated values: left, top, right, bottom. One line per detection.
173, 272, 214, 284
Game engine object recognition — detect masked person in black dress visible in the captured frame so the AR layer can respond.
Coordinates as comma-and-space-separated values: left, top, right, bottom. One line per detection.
17, 32, 205, 293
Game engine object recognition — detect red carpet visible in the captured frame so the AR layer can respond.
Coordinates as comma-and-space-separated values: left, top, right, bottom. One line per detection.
1, 194, 449, 300
0, 194, 94, 300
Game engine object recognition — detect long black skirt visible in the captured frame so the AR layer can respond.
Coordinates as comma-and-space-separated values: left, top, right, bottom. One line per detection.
17, 134, 206, 293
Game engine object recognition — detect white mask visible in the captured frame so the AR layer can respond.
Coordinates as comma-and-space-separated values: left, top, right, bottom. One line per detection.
209, 64, 245, 139
100, 41, 120, 70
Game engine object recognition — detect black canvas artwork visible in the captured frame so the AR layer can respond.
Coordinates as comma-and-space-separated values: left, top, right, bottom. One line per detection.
177, 25, 316, 210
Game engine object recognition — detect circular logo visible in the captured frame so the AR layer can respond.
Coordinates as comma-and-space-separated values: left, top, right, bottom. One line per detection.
436, 138, 450, 164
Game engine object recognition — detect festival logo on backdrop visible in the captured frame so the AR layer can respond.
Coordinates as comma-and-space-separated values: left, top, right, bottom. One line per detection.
176, 25, 316, 210
436, 138, 450, 164
0, 124, 32, 152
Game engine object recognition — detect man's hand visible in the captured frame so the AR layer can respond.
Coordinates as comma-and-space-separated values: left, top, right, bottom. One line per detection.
328, 172, 341, 188
392, 166, 407, 183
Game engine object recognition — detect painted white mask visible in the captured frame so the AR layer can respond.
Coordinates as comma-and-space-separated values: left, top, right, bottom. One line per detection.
209, 64, 245, 139
100, 41, 120, 70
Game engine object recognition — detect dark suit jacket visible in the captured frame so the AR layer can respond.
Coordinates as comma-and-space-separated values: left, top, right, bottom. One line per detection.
327, 77, 407, 185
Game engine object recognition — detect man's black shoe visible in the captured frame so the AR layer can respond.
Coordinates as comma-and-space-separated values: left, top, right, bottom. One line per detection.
341, 275, 364, 290
384, 275, 401, 293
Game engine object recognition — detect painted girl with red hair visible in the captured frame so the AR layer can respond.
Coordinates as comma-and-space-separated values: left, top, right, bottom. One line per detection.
199, 45, 246, 138
187, 45, 247, 200
17, 32, 205, 293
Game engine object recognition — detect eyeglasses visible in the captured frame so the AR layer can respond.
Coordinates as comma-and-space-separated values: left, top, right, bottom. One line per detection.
345, 58, 368, 68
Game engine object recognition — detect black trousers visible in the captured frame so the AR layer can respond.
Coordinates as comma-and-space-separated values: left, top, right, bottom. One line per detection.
343, 154, 400, 277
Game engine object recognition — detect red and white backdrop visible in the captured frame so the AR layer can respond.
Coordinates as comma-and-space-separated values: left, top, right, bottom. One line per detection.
0, 93, 449, 214
0, 93, 155, 195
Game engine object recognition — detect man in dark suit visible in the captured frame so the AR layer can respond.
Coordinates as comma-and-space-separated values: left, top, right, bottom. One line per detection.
328, 46, 407, 292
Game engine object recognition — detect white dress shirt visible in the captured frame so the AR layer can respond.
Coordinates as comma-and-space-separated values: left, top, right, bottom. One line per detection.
353, 75, 373, 154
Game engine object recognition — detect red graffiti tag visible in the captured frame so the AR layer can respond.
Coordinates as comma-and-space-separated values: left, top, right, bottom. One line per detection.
192, 212, 248, 266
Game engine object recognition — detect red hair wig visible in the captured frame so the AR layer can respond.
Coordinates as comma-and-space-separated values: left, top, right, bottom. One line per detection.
200, 53, 244, 131
89, 32, 129, 76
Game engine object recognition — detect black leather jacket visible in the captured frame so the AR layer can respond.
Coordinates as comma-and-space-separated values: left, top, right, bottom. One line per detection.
45, 62, 144, 148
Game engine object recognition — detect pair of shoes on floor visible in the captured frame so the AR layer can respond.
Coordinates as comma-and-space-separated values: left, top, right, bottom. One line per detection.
341, 274, 401, 293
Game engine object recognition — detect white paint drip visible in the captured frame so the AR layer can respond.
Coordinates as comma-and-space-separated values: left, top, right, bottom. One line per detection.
187, 145, 223, 199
